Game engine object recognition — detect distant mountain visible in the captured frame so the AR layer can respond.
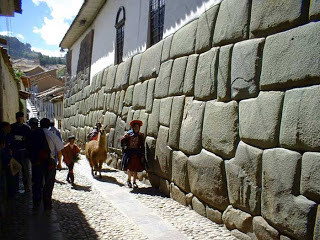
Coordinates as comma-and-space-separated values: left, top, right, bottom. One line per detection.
0, 35, 66, 66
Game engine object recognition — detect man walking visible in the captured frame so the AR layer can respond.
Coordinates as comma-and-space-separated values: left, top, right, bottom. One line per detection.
10, 112, 31, 192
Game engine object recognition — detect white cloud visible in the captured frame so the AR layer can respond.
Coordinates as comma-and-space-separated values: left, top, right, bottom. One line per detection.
0, 31, 25, 40
31, 46, 65, 57
32, 0, 83, 46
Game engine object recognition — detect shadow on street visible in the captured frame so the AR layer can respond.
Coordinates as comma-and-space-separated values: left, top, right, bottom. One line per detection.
130, 187, 168, 197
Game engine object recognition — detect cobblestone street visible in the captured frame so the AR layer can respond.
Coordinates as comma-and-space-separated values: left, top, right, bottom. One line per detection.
52, 156, 237, 240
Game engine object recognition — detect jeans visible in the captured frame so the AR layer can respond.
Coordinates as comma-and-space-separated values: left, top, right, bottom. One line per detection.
13, 149, 30, 191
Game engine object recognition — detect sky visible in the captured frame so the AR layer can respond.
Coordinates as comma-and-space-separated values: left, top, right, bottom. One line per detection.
0, 0, 84, 57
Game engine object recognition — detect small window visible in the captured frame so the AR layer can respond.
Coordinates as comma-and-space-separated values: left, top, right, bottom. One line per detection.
115, 7, 125, 64
149, 0, 165, 46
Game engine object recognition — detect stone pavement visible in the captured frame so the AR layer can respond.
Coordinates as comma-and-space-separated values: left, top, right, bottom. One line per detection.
52, 156, 237, 240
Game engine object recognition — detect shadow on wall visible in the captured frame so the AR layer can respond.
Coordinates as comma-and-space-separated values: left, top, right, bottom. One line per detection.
53, 200, 99, 240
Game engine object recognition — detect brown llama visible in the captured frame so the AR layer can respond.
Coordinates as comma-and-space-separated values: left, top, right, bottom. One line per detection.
85, 128, 108, 178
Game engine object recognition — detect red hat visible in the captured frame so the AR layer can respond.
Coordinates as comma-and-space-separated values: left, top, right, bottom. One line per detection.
130, 120, 143, 127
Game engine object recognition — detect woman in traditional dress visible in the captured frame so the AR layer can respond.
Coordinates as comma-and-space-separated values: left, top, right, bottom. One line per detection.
121, 120, 145, 188
62, 136, 80, 184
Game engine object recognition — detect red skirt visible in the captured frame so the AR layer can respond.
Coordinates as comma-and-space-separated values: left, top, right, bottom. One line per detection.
127, 154, 144, 172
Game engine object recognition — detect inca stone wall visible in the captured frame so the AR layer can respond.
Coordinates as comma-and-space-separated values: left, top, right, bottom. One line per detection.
62, 0, 320, 239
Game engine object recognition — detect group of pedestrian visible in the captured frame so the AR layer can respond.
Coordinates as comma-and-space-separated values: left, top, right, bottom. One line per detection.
0, 112, 66, 211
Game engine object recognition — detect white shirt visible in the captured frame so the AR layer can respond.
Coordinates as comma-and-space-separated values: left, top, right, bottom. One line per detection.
43, 128, 64, 158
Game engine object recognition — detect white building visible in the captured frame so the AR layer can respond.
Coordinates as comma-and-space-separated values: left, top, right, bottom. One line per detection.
60, 0, 221, 83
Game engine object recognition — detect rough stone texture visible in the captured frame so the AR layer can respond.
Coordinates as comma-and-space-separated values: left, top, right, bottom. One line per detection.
213, 0, 250, 46
253, 216, 280, 240
159, 178, 170, 197
260, 22, 320, 90
132, 81, 148, 110
179, 99, 205, 155
222, 205, 253, 232
129, 53, 142, 85
170, 19, 198, 59
300, 152, 320, 202
202, 100, 238, 159
169, 56, 188, 96
106, 93, 111, 111
231, 230, 251, 240
195, 4, 219, 53
147, 99, 160, 138
279, 236, 291, 240
138, 110, 148, 136
172, 151, 190, 193
194, 48, 218, 100
280, 85, 320, 152
161, 35, 173, 63
113, 117, 126, 149
159, 97, 173, 127
145, 78, 155, 113
114, 58, 132, 90
168, 96, 185, 149
217, 44, 232, 102
239, 91, 284, 149
170, 183, 188, 206
124, 85, 134, 106
314, 205, 320, 240
183, 54, 198, 96
262, 148, 317, 239
154, 126, 172, 180
101, 67, 108, 86
114, 91, 120, 113
154, 60, 173, 98
139, 41, 163, 81
145, 136, 156, 173
310, 0, 320, 21
188, 149, 229, 211
250, 0, 308, 37
105, 65, 117, 93
117, 90, 125, 115
225, 141, 263, 215
206, 206, 223, 224
192, 196, 206, 217
231, 38, 264, 101
125, 108, 134, 130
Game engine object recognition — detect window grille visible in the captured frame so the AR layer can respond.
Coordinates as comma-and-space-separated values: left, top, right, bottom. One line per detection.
115, 7, 125, 64
149, 0, 165, 46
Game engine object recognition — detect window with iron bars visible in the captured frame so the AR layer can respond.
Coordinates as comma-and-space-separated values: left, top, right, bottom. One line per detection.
149, 0, 165, 46
115, 7, 125, 64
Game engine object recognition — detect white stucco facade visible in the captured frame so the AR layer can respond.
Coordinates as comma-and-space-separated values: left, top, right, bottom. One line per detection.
69, 0, 222, 81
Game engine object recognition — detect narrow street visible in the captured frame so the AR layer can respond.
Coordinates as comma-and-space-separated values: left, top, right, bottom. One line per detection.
52, 156, 236, 240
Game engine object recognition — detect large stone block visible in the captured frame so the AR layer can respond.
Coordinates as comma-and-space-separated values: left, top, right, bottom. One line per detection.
101, 67, 108, 86
138, 110, 148, 136
260, 22, 320, 90
129, 53, 142, 85
194, 48, 218, 100
139, 41, 163, 81
183, 54, 198, 96
310, 0, 320, 21
253, 216, 280, 240
124, 85, 133, 106
206, 206, 223, 224
113, 91, 120, 113
159, 97, 172, 127
147, 99, 160, 138
222, 205, 253, 232
179, 98, 205, 155
154, 60, 173, 98
315, 205, 320, 240
113, 117, 126, 149
202, 100, 238, 159
170, 19, 197, 59
161, 35, 173, 63
114, 58, 132, 90
168, 96, 185, 149
262, 148, 317, 239
195, 4, 219, 53
105, 65, 117, 93
192, 196, 206, 217
231, 38, 264, 100
145, 136, 156, 170
132, 81, 148, 110
145, 78, 155, 113
280, 85, 320, 152
231, 229, 251, 240
170, 183, 188, 206
172, 151, 190, 193
225, 141, 263, 215
188, 149, 229, 211
155, 126, 172, 180
217, 44, 232, 102
300, 152, 320, 202
213, 0, 250, 46
117, 90, 125, 115
169, 56, 188, 96
250, 0, 308, 37
239, 91, 284, 149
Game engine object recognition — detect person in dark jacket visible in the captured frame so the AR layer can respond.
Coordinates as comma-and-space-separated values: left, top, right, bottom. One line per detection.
10, 112, 31, 192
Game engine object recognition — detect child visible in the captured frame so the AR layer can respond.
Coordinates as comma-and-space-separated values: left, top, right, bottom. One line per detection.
62, 136, 80, 184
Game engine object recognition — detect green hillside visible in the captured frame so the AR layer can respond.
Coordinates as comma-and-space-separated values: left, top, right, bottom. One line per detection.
0, 35, 66, 66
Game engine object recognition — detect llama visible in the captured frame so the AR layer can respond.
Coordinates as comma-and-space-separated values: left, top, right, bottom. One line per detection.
85, 128, 108, 178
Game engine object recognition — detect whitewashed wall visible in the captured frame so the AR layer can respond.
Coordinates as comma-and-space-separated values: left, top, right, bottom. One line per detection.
70, 0, 222, 81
